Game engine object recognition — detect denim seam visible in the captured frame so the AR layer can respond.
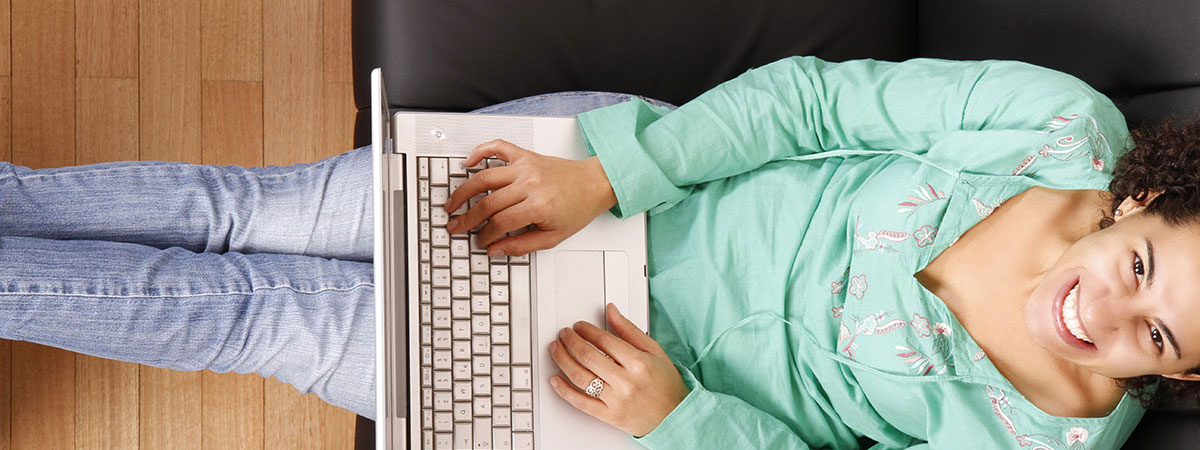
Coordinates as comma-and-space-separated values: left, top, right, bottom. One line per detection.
0, 281, 374, 298
2, 153, 356, 181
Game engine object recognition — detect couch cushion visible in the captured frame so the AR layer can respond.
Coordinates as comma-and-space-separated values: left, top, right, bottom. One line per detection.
352, 0, 916, 112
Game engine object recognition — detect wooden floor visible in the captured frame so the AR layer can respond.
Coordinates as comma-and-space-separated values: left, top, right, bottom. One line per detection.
0, 0, 360, 448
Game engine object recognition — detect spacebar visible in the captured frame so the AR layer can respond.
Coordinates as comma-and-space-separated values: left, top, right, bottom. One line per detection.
510, 265, 532, 365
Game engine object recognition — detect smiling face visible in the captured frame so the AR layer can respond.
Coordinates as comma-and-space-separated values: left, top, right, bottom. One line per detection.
1025, 196, 1200, 380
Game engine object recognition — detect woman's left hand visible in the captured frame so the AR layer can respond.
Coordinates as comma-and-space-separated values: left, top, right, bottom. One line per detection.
548, 303, 690, 437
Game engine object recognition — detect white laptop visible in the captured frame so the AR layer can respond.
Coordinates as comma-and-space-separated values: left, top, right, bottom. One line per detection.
371, 68, 650, 450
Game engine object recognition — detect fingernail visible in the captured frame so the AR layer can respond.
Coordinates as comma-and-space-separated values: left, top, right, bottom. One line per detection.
447, 217, 458, 230
488, 248, 506, 257
549, 341, 558, 352
550, 377, 559, 388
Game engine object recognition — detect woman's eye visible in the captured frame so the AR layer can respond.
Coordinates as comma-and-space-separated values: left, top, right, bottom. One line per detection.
1133, 253, 1145, 285
1151, 324, 1164, 353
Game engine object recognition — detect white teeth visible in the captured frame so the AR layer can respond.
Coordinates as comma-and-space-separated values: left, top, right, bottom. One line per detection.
1062, 282, 1093, 344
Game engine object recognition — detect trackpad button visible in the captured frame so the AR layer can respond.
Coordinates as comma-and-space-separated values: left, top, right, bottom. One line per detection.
555, 251, 605, 332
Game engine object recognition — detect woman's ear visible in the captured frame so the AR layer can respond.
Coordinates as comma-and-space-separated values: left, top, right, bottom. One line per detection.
1113, 189, 1164, 222
1161, 372, 1200, 382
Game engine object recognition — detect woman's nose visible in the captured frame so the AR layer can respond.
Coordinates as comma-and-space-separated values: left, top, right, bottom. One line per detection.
1079, 285, 1140, 337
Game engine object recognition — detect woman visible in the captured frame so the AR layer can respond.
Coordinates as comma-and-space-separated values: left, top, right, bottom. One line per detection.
0, 56, 1194, 448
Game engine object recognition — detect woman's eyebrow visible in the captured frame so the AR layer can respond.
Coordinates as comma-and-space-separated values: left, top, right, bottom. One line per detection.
1147, 238, 1180, 359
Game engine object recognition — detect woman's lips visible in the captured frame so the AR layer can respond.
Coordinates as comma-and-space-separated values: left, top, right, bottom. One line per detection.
1053, 275, 1095, 351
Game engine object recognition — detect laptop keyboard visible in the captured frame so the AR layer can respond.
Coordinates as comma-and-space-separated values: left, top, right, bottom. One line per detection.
417, 156, 535, 450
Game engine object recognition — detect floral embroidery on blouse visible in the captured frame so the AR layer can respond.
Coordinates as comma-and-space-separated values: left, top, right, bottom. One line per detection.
988, 385, 1095, 450
972, 197, 1005, 219
912, 225, 938, 248
837, 310, 905, 358
1014, 114, 1113, 176
853, 216, 908, 255
896, 183, 948, 215
848, 274, 868, 300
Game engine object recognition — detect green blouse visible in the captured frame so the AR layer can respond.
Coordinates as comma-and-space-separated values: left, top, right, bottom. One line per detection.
577, 56, 1146, 449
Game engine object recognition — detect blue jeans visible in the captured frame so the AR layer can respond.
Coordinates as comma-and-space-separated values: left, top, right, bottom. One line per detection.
0, 92, 675, 421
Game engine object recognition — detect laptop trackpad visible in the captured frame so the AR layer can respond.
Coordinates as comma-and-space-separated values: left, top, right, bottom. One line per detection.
554, 250, 629, 333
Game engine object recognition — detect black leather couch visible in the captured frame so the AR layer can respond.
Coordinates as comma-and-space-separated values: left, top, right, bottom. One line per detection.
350, 1, 1200, 448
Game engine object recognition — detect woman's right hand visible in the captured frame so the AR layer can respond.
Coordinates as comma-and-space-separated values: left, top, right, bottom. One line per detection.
443, 139, 618, 257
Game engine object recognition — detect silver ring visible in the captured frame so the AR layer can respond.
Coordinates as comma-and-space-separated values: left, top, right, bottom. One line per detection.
585, 377, 605, 398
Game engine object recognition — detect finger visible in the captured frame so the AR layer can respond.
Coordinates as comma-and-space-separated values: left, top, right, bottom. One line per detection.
548, 375, 609, 420
444, 165, 516, 215
573, 320, 641, 366
606, 303, 667, 357
549, 338, 608, 395
485, 229, 559, 257
448, 184, 524, 235
464, 139, 530, 167
558, 327, 624, 383
476, 202, 536, 249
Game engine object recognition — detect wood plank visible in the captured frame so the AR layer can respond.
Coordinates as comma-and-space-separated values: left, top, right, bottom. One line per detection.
76, 0, 138, 78
13, 0, 74, 169
140, 0, 201, 163
11, 343, 74, 450
0, 77, 11, 163
76, 355, 138, 450
202, 371, 264, 450
76, 77, 139, 165
0, 0, 10, 77
201, 80, 262, 167
0, 340, 10, 450
263, 379, 321, 450
317, 401, 356, 450
263, 0, 320, 166
321, 0, 350, 83
319, 82, 354, 158
141, 366, 202, 450
201, 0, 261, 81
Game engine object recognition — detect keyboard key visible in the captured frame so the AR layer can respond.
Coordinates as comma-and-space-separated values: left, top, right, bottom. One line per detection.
432, 227, 450, 247
418, 158, 430, 179
423, 430, 433, 447
433, 269, 451, 288
423, 387, 434, 407
473, 418, 492, 449
421, 305, 432, 324
454, 401, 472, 422
470, 254, 488, 273
513, 412, 533, 432
433, 309, 451, 329
453, 423, 472, 450
472, 315, 490, 334
420, 221, 431, 241
454, 381, 472, 400
492, 345, 511, 367
470, 234, 487, 254
493, 407, 512, 427
514, 432, 533, 450
451, 239, 470, 258
493, 367, 510, 386
452, 300, 470, 319
419, 179, 430, 199
454, 361, 471, 381
422, 368, 433, 387
421, 284, 432, 303
434, 371, 451, 390
491, 285, 508, 305
492, 325, 509, 345
422, 346, 432, 366
453, 320, 471, 338
431, 186, 449, 206
422, 326, 432, 346
452, 279, 470, 298
509, 253, 530, 264
433, 330, 451, 349
452, 340, 470, 361
510, 265, 532, 364
432, 248, 450, 268
436, 432, 453, 450
435, 392, 452, 412
472, 335, 490, 355
420, 242, 431, 262
512, 366, 532, 390
473, 376, 491, 397
494, 428, 513, 450
434, 350, 452, 370
449, 158, 469, 176
492, 305, 510, 324
449, 176, 467, 195
431, 158, 449, 186
490, 265, 509, 284
473, 397, 492, 416
435, 413, 453, 431
434, 289, 452, 308
431, 207, 450, 227
493, 387, 511, 406
471, 275, 489, 294
419, 201, 430, 221
452, 258, 470, 277
421, 263, 432, 283
472, 356, 491, 375
471, 295, 489, 315
512, 391, 532, 411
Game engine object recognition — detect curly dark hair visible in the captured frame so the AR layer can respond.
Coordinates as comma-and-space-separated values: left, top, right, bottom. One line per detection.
1100, 113, 1200, 409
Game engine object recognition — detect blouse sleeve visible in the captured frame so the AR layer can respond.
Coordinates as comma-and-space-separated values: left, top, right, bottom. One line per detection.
577, 55, 1125, 218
